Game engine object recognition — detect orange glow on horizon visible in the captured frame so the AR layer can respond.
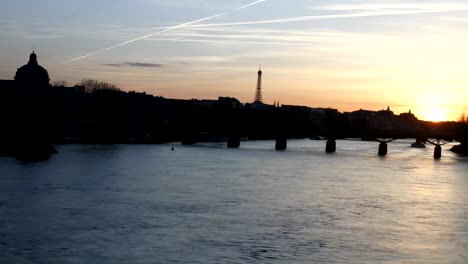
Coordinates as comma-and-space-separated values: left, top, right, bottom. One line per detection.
419, 108, 450, 122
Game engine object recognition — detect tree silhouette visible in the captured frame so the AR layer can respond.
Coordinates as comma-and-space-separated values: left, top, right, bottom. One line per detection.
80, 79, 121, 94
51, 80, 69, 87
459, 113, 467, 123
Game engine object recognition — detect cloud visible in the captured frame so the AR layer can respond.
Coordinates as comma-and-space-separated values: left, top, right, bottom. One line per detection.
316, 3, 468, 11
55, 3, 468, 44
0, 25, 22, 29
439, 16, 468, 22
103, 62, 164, 68
143, 0, 228, 9
146, 37, 308, 46
188, 6, 468, 29
157, 28, 384, 44
102, 63, 122, 67
171, 55, 234, 63
126, 62, 164, 68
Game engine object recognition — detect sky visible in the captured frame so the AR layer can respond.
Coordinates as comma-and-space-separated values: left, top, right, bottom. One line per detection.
1, 0, 468, 121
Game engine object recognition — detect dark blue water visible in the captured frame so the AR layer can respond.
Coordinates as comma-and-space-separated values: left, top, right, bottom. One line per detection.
1, 140, 467, 263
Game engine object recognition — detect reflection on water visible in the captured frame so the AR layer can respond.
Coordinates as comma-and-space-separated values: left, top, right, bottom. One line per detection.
0, 139, 467, 263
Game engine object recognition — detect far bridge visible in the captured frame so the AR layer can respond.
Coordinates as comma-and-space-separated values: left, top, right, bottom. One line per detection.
339, 130, 458, 159
222, 130, 459, 160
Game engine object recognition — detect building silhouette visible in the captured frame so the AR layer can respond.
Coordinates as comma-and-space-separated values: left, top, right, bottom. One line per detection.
10, 51, 55, 159
15, 51, 50, 87
1, 52, 465, 157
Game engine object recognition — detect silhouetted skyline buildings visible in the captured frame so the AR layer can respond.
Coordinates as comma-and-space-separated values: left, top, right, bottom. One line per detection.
1, 51, 467, 158
0, 51, 55, 159
0, 51, 457, 121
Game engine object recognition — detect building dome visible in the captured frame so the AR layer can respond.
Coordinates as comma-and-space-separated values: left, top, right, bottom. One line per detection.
14, 52, 50, 86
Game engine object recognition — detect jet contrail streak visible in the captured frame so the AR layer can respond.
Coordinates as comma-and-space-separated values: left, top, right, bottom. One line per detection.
238, 0, 269, 9
63, 0, 269, 64
186, 8, 468, 28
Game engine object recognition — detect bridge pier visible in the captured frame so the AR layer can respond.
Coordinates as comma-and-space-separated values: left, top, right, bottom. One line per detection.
326, 139, 336, 153
434, 145, 442, 159
426, 139, 449, 159
275, 136, 287, 151
227, 136, 240, 148
378, 142, 388, 156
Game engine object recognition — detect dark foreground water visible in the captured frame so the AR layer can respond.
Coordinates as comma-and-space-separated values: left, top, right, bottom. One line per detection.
1, 140, 467, 264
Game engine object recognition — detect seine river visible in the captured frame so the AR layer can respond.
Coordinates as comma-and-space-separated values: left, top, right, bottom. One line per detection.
1, 140, 467, 264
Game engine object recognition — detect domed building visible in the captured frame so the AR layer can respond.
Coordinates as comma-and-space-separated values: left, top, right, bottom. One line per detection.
14, 51, 50, 88
11, 51, 55, 159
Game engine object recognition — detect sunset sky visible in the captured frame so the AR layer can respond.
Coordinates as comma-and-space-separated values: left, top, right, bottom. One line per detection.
1, 0, 468, 121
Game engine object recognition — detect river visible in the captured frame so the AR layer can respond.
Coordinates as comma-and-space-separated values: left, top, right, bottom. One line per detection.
1, 139, 467, 263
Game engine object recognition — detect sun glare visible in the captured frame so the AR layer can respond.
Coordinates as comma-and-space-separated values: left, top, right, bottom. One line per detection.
421, 108, 449, 122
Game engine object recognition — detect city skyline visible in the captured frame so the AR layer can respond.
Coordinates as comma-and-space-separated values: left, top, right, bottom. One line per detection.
2, 0, 468, 121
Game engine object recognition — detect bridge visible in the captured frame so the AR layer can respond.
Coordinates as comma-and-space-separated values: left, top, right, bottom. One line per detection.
222, 130, 460, 160
347, 131, 458, 158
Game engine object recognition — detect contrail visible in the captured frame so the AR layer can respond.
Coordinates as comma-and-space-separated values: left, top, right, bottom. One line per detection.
237, 0, 269, 9
186, 7, 468, 28
63, 0, 269, 63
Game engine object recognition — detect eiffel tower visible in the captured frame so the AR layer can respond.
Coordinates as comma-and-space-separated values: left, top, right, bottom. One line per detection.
253, 66, 263, 103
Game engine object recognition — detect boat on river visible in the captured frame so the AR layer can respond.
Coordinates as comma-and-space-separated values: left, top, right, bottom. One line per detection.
411, 141, 426, 148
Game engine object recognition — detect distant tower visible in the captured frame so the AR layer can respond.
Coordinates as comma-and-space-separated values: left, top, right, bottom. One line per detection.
253, 66, 263, 103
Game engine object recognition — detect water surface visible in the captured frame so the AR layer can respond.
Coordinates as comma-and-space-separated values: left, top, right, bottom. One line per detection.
1, 140, 467, 263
